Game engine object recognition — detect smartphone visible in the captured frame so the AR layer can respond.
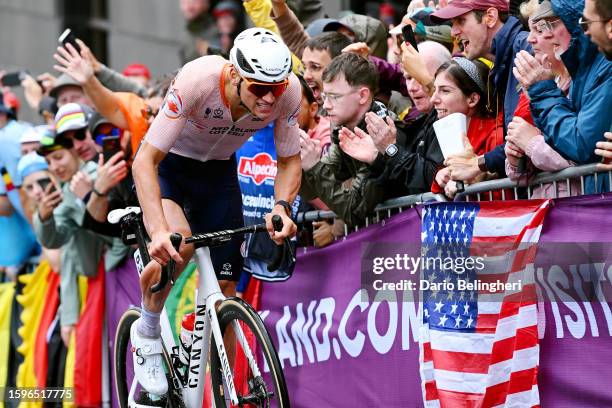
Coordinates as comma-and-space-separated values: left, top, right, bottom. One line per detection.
38, 177, 56, 194
1, 71, 26, 87
402, 24, 419, 52
102, 135, 122, 163
58, 28, 81, 54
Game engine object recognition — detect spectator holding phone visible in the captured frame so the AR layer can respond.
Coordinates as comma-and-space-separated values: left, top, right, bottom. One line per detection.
33, 132, 108, 345
17, 152, 62, 273
339, 42, 450, 199
431, 0, 531, 181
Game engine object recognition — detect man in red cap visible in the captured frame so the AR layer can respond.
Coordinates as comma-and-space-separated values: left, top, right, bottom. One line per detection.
431, 0, 531, 180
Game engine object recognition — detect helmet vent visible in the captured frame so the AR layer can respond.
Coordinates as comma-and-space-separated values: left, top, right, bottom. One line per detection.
236, 49, 255, 74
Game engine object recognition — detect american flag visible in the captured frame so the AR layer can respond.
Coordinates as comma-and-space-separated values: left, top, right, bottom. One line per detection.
419, 200, 551, 407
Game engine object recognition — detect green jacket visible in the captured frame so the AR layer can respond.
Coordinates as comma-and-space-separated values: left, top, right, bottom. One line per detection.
33, 161, 125, 326
301, 103, 390, 227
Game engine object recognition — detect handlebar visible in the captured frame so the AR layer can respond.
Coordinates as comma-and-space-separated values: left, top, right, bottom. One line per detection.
149, 214, 294, 293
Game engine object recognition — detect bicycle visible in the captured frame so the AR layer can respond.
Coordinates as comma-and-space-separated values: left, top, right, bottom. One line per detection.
108, 206, 292, 408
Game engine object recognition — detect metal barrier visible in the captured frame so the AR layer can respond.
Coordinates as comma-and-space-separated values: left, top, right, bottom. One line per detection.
295, 164, 611, 237
455, 163, 612, 201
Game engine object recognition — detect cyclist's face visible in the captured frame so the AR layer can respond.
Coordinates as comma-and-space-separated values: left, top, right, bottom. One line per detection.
239, 79, 285, 119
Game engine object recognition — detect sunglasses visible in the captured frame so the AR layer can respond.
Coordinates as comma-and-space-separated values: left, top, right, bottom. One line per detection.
71, 128, 88, 141
243, 77, 289, 98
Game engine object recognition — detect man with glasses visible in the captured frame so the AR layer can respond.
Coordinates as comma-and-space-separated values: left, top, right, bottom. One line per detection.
299, 52, 399, 227
129, 28, 301, 395
511, 0, 611, 195
581, 0, 612, 59
430, 0, 530, 183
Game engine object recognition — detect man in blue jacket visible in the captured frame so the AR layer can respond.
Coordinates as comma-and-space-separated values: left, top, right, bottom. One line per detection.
513, 0, 612, 192
431, 0, 531, 178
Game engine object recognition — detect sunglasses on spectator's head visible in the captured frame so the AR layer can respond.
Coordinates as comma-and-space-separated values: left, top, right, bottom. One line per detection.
529, 18, 561, 34
242, 77, 289, 98
94, 124, 120, 145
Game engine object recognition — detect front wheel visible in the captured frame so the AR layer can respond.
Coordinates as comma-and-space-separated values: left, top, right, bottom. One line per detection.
210, 297, 290, 408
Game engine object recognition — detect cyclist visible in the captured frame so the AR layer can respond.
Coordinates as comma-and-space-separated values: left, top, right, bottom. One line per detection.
130, 28, 301, 395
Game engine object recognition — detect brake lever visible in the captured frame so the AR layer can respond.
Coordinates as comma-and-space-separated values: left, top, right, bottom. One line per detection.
151, 233, 182, 293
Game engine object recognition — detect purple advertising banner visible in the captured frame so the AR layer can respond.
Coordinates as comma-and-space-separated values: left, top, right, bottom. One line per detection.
260, 194, 612, 407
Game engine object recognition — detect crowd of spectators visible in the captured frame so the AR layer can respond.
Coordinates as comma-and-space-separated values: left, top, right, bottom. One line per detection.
0, 0, 611, 389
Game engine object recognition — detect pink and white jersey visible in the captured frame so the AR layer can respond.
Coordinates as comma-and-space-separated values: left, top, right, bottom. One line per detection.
145, 55, 301, 161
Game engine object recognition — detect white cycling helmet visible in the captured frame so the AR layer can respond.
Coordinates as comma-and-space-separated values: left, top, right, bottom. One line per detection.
229, 28, 292, 83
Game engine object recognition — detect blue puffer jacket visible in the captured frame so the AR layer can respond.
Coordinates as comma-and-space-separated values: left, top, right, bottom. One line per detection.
483, 16, 531, 176
491, 16, 531, 131
528, 0, 612, 192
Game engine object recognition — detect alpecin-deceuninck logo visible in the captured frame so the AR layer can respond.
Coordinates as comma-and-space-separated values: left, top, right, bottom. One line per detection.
238, 153, 277, 185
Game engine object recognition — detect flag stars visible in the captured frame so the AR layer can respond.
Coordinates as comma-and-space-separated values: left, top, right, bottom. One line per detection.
434, 300, 444, 313
454, 316, 462, 328
463, 304, 470, 315
466, 316, 474, 328
450, 303, 458, 314
439, 314, 448, 327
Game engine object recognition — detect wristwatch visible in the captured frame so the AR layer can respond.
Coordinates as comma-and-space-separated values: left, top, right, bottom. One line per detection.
274, 200, 292, 216
477, 155, 487, 172
384, 143, 399, 159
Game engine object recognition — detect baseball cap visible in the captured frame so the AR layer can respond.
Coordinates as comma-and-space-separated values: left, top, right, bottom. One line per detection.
3, 91, 20, 114
54, 103, 93, 135
123, 63, 151, 80
37, 129, 73, 155
49, 73, 82, 99
306, 18, 354, 37
212, 0, 241, 18
20, 125, 52, 144
531, 0, 556, 21
88, 111, 113, 135
17, 152, 49, 180
431, 0, 509, 23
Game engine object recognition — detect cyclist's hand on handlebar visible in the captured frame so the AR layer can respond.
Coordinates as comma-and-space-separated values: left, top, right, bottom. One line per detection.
265, 208, 296, 245
149, 230, 184, 266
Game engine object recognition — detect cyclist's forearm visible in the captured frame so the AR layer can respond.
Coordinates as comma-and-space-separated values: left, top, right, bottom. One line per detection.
132, 142, 169, 235
274, 153, 301, 205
